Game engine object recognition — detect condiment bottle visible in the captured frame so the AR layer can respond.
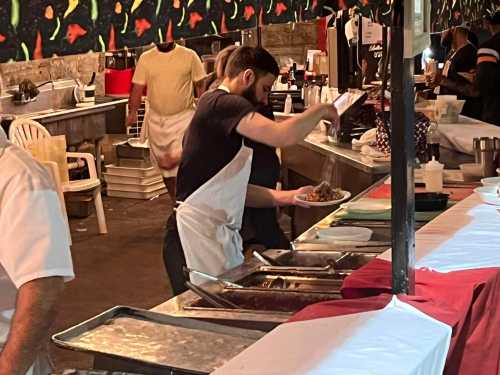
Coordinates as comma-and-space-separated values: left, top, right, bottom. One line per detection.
284, 94, 293, 114
424, 156, 444, 192
426, 121, 440, 162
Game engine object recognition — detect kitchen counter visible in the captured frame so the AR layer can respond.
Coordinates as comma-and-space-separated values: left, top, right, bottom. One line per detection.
302, 131, 390, 174
274, 112, 389, 174
16, 97, 128, 123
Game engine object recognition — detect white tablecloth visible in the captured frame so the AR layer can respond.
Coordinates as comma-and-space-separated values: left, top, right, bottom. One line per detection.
379, 194, 500, 272
212, 297, 451, 375
437, 116, 500, 156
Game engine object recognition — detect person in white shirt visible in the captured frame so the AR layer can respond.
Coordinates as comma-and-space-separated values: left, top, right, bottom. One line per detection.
126, 42, 206, 201
0, 128, 74, 375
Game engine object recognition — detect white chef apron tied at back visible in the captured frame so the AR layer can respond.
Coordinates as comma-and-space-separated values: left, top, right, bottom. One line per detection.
175, 142, 253, 285
140, 105, 194, 177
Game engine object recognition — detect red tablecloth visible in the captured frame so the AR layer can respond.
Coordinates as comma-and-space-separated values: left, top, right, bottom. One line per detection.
290, 258, 500, 375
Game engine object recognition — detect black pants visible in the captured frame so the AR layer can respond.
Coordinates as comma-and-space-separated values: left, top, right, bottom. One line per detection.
163, 214, 188, 296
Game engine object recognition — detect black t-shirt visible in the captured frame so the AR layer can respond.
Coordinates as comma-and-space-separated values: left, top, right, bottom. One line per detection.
176, 89, 255, 202
447, 43, 477, 81
241, 105, 289, 249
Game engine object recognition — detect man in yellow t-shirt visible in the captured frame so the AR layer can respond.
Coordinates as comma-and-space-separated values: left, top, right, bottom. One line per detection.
127, 43, 206, 201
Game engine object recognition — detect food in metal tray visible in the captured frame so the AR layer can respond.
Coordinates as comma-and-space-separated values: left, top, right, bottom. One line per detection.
305, 182, 343, 202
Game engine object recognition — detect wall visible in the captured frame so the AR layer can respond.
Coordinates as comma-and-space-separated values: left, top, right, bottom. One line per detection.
262, 21, 319, 65
0, 0, 324, 63
0, 19, 318, 95
242, 21, 319, 65
0, 53, 106, 96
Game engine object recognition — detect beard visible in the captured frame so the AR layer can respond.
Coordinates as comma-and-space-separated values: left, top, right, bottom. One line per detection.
242, 83, 260, 106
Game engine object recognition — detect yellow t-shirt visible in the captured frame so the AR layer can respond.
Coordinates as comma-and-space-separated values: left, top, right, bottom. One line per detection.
132, 45, 206, 116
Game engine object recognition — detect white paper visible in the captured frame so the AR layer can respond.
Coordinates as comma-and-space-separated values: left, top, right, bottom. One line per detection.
379, 194, 500, 272
362, 18, 383, 45
437, 115, 500, 155
212, 296, 451, 375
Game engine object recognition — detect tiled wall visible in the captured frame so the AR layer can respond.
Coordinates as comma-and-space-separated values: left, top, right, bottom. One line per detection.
1, 21, 319, 98
0, 52, 106, 96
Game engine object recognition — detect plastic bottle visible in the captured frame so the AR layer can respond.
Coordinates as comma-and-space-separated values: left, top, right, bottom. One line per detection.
424, 156, 444, 192
284, 94, 293, 114
426, 122, 440, 162
289, 63, 297, 88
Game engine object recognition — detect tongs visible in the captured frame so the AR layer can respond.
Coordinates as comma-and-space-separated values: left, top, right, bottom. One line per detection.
183, 267, 241, 309
253, 251, 278, 266
185, 281, 241, 309
184, 267, 244, 289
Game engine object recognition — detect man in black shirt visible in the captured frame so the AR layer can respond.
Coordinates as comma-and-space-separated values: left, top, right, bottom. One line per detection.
164, 46, 338, 295
434, 26, 482, 119
476, 11, 500, 125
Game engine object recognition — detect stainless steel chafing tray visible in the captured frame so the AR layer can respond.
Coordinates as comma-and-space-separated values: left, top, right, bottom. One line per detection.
184, 287, 342, 314
262, 249, 378, 270
52, 306, 265, 375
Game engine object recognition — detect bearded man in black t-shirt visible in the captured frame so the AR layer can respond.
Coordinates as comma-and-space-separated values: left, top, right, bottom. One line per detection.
163, 46, 338, 295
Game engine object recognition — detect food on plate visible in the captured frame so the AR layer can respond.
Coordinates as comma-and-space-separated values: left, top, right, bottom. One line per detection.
305, 182, 344, 202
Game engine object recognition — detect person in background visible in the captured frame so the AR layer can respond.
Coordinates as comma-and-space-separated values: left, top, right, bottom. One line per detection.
163, 46, 338, 295
207, 45, 239, 90
127, 42, 206, 202
476, 10, 500, 125
432, 26, 482, 119
0, 128, 74, 375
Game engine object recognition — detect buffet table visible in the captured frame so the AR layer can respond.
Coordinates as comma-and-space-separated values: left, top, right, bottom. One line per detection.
52, 177, 498, 374
303, 193, 500, 375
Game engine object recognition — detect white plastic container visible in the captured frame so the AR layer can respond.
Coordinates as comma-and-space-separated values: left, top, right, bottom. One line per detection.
424, 157, 444, 192
474, 186, 500, 205
284, 94, 293, 114
480, 176, 500, 187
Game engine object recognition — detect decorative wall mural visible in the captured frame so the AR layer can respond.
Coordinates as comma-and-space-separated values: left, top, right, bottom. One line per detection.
0, 0, 497, 62
322, 0, 499, 29
0, 0, 324, 62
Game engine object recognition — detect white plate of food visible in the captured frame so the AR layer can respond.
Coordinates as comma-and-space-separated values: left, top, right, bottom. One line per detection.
295, 182, 351, 207
340, 200, 391, 214
316, 227, 373, 242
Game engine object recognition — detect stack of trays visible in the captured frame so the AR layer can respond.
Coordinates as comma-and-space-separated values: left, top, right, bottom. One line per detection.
104, 164, 166, 199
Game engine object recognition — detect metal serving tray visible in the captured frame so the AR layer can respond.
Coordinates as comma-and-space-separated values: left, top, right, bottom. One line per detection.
262, 249, 378, 270
185, 288, 342, 313
52, 306, 265, 375
235, 272, 345, 291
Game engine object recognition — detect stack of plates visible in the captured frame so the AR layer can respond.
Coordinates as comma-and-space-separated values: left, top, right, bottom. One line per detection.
340, 200, 391, 214
104, 164, 166, 199
316, 227, 373, 242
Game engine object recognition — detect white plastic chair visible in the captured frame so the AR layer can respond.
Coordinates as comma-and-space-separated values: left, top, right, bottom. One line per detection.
41, 160, 72, 245
9, 118, 108, 234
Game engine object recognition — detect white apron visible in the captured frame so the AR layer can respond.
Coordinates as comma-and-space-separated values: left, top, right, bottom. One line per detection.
140, 106, 194, 178
176, 143, 253, 285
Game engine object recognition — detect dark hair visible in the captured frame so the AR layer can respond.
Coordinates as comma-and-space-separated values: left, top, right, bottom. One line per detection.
225, 46, 280, 79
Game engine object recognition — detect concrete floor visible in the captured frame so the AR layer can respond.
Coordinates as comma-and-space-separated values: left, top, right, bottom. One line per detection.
49, 194, 174, 371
